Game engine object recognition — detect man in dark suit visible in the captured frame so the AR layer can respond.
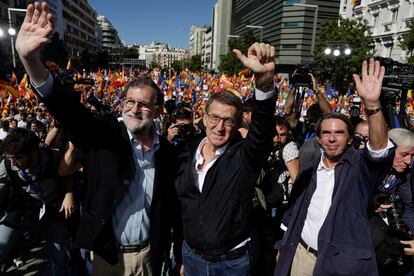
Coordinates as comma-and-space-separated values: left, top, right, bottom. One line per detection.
15, 2, 178, 275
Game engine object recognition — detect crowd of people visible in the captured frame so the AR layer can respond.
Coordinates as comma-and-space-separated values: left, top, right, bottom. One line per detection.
0, 2, 413, 276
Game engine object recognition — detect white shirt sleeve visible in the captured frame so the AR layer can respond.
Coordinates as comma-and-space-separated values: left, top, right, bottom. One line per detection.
30, 73, 54, 97
366, 139, 394, 159
255, 88, 275, 100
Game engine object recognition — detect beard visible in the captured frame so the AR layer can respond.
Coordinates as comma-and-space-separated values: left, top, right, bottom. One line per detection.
122, 111, 153, 135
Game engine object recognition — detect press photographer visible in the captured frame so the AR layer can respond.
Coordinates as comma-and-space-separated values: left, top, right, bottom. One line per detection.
167, 107, 203, 147
369, 128, 414, 275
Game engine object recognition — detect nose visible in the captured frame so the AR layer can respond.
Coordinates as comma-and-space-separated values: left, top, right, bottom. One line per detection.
215, 119, 225, 130
328, 133, 336, 142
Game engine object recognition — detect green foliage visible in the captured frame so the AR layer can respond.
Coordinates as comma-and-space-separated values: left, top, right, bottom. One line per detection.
184, 54, 202, 72
171, 60, 183, 72
314, 18, 373, 89
150, 60, 160, 69
400, 19, 414, 63
122, 47, 139, 58
218, 30, 262, 75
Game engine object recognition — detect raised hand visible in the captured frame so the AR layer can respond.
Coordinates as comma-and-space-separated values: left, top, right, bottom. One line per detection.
15, 2, 55, 60
233, 43, 275, 85
353, 58, 385, 108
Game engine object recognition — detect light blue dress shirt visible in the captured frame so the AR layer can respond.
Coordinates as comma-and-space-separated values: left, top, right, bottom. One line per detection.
112, 128, 160, 245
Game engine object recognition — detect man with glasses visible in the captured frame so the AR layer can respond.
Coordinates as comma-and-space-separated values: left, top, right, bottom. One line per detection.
14, 3, 178, 275
175, 42, 276, 275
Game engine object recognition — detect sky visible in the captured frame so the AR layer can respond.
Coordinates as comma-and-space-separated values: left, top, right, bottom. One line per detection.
88, 0, 217, 49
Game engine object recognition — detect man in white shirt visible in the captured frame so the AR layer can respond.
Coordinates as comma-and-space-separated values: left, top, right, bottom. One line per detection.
175, 42, 276, 275
275, 58, 394, 276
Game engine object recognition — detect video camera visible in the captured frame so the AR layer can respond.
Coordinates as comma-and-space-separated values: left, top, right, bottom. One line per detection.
291, 63, 323, 87
375, 58, 414, 128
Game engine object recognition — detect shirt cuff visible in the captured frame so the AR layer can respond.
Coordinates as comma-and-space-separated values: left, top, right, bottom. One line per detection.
31, 73, 53, 97
255, 88, 275, 100
280, 223, 287, 232
366, 139, 394, 159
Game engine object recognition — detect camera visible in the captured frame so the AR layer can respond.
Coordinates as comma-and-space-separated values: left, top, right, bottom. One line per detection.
377, 58, 414, 91
291, 65, 312, 87
291, 63, 323, 87
173, 124, 194, 144
352, 133, 367, 149
350, 97, 361, 118
379, 193, 413, 240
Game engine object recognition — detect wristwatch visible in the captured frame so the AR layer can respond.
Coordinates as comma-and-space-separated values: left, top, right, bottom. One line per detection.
366, 106, 382, 116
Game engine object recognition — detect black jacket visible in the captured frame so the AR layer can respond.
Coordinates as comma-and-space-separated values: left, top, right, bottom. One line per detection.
175, 96, 275, 255
37, 77, 179, 275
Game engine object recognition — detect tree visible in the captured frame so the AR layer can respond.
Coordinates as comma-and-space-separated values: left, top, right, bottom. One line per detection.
400, 19, 414, 64
185, 55, 202, 72
218, 30, 260, 75
96, 50, 109, 69
314, 18, 374, 90
150, 60, 160, 69
81, 49, 94, 71
122, 47, 139, 59
171, 60, 183, 72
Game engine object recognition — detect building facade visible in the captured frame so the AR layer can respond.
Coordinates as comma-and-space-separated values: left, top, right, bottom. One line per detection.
340, 0, 414, 62
139, 41, 189, 68
202, 26, 213, 70
62, 0, 99, 58
230, 0, 340, 66
211, 0, 233, 70
189, 25, 209, 56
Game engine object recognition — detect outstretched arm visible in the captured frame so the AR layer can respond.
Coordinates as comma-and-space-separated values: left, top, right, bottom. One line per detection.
15, 2, 54, 86
353, 58, 387, 150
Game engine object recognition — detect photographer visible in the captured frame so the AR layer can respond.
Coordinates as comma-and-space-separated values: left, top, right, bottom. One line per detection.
369, 128, 414, 275
167, 106, 203, 147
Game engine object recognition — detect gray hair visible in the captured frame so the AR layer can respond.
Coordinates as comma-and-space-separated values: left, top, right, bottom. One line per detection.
388, 128, 414, 148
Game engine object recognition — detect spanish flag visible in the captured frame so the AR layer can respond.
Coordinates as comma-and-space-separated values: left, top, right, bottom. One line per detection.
0, 80, 19, 98
66, 58, 72, 70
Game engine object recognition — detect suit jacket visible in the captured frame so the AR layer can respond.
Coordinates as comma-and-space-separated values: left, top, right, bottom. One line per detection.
38, 78, 178, 275
275, 146, 394, 276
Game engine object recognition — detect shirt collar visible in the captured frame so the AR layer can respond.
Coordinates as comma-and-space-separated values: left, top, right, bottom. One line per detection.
317, 154, 335, 171
127, 125, 160, 150
195, 137, 229, 163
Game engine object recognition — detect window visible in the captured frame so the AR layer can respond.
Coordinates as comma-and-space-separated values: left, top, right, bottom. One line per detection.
284, 22, 299, 28
285, 0, 300, 4
282, 44, 297, 49
391, 9, 399, 21
373, 15, 378, 25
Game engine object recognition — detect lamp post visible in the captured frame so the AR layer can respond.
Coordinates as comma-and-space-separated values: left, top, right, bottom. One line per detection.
246, 25, 263, 43
8, 8, 27, 68
290, 3, 318, 56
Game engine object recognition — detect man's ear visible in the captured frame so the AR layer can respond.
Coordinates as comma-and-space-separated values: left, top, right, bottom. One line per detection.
203, 113, 208, 128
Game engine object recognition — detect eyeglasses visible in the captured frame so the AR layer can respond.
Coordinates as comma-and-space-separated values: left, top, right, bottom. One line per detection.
123, 98, 156, 111
206, 113, 236, 127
